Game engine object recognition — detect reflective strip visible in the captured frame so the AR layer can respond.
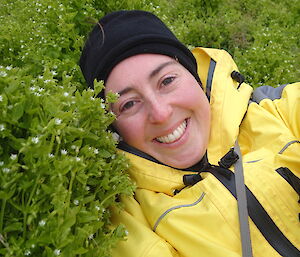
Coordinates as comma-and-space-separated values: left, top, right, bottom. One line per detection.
278, 140, 300, 154
234, 141, 253, 257
153, 192, 205, 232
245, 159, 262, 163
206, 59, 216, 101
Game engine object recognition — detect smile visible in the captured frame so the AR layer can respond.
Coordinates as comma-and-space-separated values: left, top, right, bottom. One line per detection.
156, 119, 187, 144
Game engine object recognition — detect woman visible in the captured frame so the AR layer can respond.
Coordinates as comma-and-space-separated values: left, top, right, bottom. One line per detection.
80, 10, 300, 257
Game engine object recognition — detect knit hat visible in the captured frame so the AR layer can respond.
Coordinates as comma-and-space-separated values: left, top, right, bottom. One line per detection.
79, 10, 200, 96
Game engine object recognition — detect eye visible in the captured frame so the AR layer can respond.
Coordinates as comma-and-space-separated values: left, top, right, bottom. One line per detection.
120, 100, 136, 112
161, 76, 175, 86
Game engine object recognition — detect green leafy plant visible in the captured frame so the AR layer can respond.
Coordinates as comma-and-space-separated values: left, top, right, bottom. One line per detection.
0, 0, 134, 256
0, 66, 134, 256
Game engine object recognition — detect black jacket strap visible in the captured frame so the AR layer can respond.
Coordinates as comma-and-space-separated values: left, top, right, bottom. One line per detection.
209, 168, 300, 257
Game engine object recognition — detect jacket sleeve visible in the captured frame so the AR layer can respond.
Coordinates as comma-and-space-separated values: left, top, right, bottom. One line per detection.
276, 82, 300, 139
251, 82, 300, 138
111, 195, 179, 257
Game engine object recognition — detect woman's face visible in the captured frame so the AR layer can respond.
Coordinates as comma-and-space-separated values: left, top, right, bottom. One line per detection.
105, 54, 211, 169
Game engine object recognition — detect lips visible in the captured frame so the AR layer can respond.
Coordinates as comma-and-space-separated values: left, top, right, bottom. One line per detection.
155, 119, 187, 143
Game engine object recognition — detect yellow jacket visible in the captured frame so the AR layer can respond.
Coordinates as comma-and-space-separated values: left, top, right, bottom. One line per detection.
111, 48, 300, 257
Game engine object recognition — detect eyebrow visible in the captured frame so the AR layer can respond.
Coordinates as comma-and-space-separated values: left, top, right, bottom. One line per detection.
117, 60, 178, 97
148, 60, 178, 79
117, 86, 134, 97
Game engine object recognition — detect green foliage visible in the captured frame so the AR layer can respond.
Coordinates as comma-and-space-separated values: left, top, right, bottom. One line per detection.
0, 0, 299, 256
0, 66, 134, 256
0, 0, 134, 256
153, 0, 300, 87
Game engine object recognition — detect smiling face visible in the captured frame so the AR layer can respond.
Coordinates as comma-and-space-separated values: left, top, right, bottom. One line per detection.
105, 54, 211, 169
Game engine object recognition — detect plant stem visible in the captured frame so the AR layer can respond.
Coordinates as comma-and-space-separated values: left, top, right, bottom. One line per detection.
27, 174, 40, 208
99, 191, 122, 207
0, 199, 6, 234
66, 170, 76, 209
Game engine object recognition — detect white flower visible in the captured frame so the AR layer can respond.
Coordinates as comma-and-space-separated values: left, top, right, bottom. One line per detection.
10, 154, 17, 160
3, 168, 10, 173
75, 157, 81, 162
0, 161, 4, 166
31, 137, 39, 144
34, 92, 41, 96
125, 230, 129, 236
71, 145, 76, 149
0, 95, 3, 102
95, 206, 100, 211
39, 220, 46, 226
63, 92, 69, 97
61, 149, 67, 155
85, 186, 90, 191
24, 249, 31, 256
112, 132, 120, 142
73, 199, 79, 205
100, 103, 105, 109
55, 118, 62, 125
48, 153, 54, 158
90, 96, 95, 101
30, 86, 36, 91
88, 234, 94, 240
38, 75, 43, 79
94, 148, 99, 154
51, 70, 57, 75
0, 71, 7, 77
54, 249, 61, 256
44, 79, 51, 83
0, 124, 5, 131
38, 87, 44, 92
6, 66, 12, 70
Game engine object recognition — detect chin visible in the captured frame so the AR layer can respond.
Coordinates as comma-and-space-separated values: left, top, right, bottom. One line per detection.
161, 152, 206, 169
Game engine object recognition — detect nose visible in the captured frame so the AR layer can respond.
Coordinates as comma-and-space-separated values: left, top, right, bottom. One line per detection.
147, 97, 172, 124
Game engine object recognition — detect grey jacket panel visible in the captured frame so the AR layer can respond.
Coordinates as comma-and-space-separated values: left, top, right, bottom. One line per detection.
251, 84, 287, 103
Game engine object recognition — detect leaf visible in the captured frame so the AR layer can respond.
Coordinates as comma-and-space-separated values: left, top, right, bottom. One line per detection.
11, 101, 25, 121
4, 222, 23, 232
77, 211, 98, 223
99, 149, 111, 158
72, 247, 88, 254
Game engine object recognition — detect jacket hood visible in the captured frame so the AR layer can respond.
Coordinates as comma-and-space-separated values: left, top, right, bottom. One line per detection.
192, 48, 253, 164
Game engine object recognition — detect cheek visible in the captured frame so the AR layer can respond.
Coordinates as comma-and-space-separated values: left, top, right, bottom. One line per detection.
176, 81, 208, 108
114, 117, 145, 144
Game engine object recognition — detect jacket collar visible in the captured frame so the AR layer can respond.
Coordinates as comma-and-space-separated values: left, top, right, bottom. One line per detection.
193, 48, 253, 164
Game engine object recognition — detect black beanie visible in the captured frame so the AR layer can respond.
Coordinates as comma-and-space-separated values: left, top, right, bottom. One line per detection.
79, 10, 200, 95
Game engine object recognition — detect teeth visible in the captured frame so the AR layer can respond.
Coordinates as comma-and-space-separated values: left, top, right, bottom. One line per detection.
156, 120, 187, 143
